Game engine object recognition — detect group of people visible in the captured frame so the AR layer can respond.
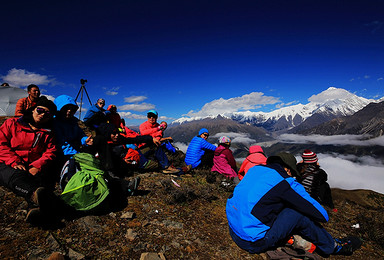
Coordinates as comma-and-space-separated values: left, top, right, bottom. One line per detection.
0, 84, 182, 223
183, 127, 361, 256
0, 83, 361, 256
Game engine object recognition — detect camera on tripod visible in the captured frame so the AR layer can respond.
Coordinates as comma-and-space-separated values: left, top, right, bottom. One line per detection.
80, 79, 87, 85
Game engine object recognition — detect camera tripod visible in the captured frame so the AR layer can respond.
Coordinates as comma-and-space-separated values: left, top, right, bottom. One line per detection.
75, 79, 92, 119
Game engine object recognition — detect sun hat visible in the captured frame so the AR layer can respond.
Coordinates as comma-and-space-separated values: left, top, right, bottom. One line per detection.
267, 152, 298, 177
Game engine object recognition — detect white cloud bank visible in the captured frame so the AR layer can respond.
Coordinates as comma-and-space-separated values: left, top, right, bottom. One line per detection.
185, 92, 280, 118
278, 134, 384, 147
315, 153, 384, 195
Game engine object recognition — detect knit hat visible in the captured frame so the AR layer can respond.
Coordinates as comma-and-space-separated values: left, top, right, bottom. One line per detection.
218, 136, 231, 144
267, 152, 298, 177
301, 149, 318, 164
36, 96, 57, 115
198, 128, 209, 136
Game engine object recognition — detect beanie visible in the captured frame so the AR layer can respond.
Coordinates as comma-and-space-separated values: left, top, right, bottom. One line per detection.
218, 136, 231, 144
302, 149, 318, 164
198, 128, 209, 136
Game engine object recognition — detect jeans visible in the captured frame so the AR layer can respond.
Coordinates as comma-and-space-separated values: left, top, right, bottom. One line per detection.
229, 208, 335, 254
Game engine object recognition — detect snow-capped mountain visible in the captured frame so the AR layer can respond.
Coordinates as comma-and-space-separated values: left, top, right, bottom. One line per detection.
172, 87, 377, 132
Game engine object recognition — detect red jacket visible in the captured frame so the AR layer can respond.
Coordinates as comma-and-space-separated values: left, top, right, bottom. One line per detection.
139, 121, 163, 140
0, 118, 57, 172
211, 144, 237, 178
238, 145, 267, 180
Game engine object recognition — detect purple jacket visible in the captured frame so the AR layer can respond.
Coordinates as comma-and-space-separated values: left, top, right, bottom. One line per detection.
212, 144, 237, 178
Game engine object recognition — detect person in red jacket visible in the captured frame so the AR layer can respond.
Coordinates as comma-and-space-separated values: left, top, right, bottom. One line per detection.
238, 145, 267, 181
139, 110, 178, 174
0, 96, 59, 223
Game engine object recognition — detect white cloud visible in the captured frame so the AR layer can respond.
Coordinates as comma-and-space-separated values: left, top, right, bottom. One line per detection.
124, 96, 147, 103
173, 142, 188, 153
105, 87, 120, 96
118, 103, 155, 112
377, 78, 383, 81
278, 134, 384, 147
119, 111, 147, 120
185, 92, 280, 118
1, 68, 56, 88
316, 153, 384, 194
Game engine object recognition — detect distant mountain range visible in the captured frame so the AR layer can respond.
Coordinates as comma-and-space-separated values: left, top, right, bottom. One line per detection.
172, 87, 381, 134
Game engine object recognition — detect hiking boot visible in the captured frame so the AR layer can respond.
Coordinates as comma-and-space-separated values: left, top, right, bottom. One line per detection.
25, 208, 43, 225
30, 187, 46, 207
182, 164, 192, 173
333, 237, 362, 255
162, 165, 180, 174
127, 177, 141, 196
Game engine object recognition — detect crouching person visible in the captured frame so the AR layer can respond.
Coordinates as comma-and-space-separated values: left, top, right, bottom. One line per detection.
0, 97, 61, 224
226, 152, 362, 256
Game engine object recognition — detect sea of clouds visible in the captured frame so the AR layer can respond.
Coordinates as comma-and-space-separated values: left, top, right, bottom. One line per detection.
174, 133, 384, 194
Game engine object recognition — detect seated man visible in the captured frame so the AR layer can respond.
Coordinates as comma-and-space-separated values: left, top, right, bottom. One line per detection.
83, 98, 110, 129
185, 128, 216, 169
14, 84, 41, 117
226, 152, 361, 256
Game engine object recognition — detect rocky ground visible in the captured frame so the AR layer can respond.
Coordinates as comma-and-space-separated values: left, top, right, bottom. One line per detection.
1, 164, 384, 259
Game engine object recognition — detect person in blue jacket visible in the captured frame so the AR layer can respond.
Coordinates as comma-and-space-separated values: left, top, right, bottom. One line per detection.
185, 128, 216, 169
82, 98, 110, 129
226, 152, 361, 256
53, 95, 92, 164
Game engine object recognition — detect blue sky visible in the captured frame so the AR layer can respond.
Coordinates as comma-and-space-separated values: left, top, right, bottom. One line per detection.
1, 0, 384, 125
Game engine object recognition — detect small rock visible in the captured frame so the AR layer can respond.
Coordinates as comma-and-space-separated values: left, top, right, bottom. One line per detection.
140, 252, 166, 260
121, 211, 135, 219
125, 228, 137, 241
68, 248, 85, 259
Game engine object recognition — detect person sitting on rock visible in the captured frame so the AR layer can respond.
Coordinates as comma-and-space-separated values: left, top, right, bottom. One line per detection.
83, 98, 110, 129
238, 145, 267, 181
226, 152, 362, 256
211, 136, 239, 184
0, 97, 62, 224
296, 149, 335, 210
139, 110, 179, 174
185, 128, 216, 169
53, 95, 93, 167
14, 84, 41, 117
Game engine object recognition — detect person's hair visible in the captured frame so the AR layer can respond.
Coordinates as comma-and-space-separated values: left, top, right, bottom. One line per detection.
27, 84, 39, 92
1, 82, 9, 87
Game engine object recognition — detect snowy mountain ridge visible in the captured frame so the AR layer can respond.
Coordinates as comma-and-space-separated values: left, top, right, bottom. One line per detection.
172, 87, 378, 131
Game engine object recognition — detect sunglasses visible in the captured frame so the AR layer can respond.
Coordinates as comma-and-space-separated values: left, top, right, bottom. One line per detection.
202, 133, 209, 137
36, 107, 51, 116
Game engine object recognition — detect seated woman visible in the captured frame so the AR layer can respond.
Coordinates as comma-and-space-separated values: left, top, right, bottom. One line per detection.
0, 97, 59, 223
211, 136, 239, 184
296, 149, 335, 210
238, 145, 267, 181
185, 128, 216, 169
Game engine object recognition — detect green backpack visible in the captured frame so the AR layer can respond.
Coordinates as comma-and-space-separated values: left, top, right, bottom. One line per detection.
61, 153, 110, 211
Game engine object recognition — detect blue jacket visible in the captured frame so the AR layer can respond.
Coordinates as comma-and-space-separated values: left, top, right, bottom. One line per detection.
83, 103, 110, 123
185, 136, 216, 168
226, 163, 329, 242
54, 95, 87, 156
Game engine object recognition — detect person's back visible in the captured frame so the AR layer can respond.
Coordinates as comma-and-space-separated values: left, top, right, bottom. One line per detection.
211, 136, 237, 178
297, 149, 335, 209
238, 145, 267, 180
